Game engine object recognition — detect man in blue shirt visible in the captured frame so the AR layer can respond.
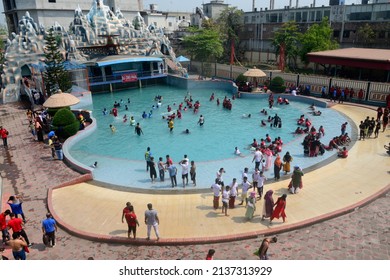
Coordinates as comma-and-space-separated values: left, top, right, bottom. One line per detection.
42, 213, 57, 247
167, 162, 177, 188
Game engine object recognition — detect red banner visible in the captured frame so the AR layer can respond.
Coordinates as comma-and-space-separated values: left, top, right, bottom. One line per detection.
121, 73, 138, 83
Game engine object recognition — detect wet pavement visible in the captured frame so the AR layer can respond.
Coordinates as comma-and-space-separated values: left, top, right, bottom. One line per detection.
0, 102, 389, 260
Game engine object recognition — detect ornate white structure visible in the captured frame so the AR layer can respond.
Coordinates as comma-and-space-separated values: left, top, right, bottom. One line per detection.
1, 0, 186, 103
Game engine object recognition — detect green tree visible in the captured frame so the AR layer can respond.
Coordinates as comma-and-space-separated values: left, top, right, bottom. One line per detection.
182, 27, 223, 62
272, 21, 300, 70
299, 18, 338, 65
43, 29, 72, 96
216, 7, 244, 63
356, 23, 376, 47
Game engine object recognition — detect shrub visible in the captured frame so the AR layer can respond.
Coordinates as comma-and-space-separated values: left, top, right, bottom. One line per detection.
47, 106, 70, 117
51, 108, 79, 139
269, 76, 286, 93
235, 74, 247, 83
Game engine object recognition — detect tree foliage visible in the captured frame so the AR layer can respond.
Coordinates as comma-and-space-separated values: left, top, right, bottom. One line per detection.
43, 29, 72, 96
216, 7, 244, 63
299, 18, 338, 64
356, 23, 376, 47
182, 27, 223, 62
272, 21, 300, 70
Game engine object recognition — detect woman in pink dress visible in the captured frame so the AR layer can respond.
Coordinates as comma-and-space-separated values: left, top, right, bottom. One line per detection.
264, 147, 273, 171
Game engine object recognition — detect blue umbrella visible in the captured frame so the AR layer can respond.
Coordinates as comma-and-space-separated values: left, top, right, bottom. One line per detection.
177, 55, 190, 62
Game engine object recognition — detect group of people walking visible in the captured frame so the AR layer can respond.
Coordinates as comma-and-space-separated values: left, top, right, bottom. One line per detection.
1, 195, 57, 260
210, 162, 290, 224
122, 202, 160, 241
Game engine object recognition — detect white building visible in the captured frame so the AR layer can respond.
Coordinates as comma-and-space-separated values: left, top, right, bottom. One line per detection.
2, 0, 144, 34
191, 0, 230, 27
140, 4, 190, 35
202, 0, 229, 19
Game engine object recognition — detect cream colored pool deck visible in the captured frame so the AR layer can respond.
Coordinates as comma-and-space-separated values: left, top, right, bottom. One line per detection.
49, 104, 390, 245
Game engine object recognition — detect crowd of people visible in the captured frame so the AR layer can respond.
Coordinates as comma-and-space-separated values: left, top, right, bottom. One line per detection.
209, 165, 290, 225
0, 194, 58, 260
144, 148, 196, 187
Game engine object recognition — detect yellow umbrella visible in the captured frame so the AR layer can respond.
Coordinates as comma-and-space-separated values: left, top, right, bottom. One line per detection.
243, 66, 267, 78
243, 67, 267, 89
43, 90, 80, 108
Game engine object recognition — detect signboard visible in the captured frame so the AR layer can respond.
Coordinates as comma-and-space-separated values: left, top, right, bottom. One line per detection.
121, 73, 138, 83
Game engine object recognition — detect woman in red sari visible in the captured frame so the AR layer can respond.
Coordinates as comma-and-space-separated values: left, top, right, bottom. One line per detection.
270, 194, 287, 224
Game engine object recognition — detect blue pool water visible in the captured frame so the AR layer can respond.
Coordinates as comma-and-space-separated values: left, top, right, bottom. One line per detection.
70, 85, 338, 161
66, 85, 352, 190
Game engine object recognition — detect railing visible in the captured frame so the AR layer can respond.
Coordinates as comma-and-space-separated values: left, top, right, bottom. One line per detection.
189, 61, 389, 105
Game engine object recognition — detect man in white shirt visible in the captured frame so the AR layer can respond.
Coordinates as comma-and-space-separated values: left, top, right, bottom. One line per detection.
252, 168, 261, 192
179, 159, 189, 187
242, 167, 249, 183
291, 88, 297, 96
252, 148, 263, 170
211, 179, 221, 210
229, 178, 238, 208
221, 186, 230, 216
239, 177, 252, 206
257, 171, 267, 199
216, 167, 225, 185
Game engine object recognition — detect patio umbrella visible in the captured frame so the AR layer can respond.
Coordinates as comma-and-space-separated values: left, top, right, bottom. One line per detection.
242, 66, 267, 88
43, 90, 80, 108
243, 66, 266, 78
177, 55, 190, 62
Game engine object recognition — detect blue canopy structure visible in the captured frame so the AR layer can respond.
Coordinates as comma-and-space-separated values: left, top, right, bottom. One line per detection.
177, 55, 190, 62
63, 61, 87, 70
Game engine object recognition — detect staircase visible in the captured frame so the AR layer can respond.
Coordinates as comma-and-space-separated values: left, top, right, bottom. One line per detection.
165, 57, 187, 76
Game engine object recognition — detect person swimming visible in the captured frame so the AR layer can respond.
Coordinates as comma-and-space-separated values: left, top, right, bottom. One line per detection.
183, 129, 190, 134
311, 110, 322, 116
129, 116, 136, 126
135, 123, 143, 135
109, 124, 116, 133
234, 147, 241, 155
198, 115, 205, 126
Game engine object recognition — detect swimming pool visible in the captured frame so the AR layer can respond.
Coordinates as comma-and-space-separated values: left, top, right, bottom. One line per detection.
65, 84, 352, 190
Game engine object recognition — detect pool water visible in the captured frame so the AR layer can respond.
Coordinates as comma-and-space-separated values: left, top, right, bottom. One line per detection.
70, 85, 339, 162
66, 85, 351, 190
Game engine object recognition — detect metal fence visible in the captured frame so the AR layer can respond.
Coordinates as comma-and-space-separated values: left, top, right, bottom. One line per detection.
189, 61, 389, 105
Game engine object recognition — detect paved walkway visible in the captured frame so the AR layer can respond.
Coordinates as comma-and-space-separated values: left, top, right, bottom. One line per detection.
0, 101, 389, 259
